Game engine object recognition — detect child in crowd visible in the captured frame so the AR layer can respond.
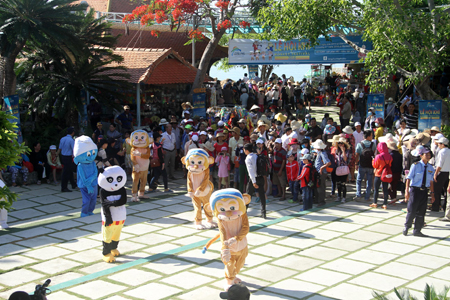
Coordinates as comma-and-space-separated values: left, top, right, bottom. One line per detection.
286, 151, 300, 203
96, 140, 110, 173
46, 145, 63, 185
298, 154, 314, 211
321, 113, 330, 129
215, 146, 230, 189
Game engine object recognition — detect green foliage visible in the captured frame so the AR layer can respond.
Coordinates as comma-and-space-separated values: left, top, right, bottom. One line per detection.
213, 57, 246, 72
373, 284, 450, 300
0, 112, 29, 211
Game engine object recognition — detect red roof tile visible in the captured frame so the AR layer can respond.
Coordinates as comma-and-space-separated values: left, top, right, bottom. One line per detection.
73, 0, 108, 12
111, 29, 227, 62
109, 0, 145, 13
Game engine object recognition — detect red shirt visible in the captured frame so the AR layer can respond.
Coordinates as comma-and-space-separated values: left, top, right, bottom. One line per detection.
298, 163, 312, 188
286, 161, 299, 182
214, 142, 228, 157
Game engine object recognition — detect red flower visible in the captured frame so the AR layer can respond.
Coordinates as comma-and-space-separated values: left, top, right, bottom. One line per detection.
239, 21, 251, 28
215, 0, 229, 10
217, 19, 232, 31
150, 30, 161, 37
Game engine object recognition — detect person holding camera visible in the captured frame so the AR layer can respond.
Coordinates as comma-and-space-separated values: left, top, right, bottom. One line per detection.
215, 146, 230, 189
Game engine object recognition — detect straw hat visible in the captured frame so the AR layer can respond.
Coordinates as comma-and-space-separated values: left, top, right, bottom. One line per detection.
159, 118, 169, 125
291, 120, 301, 131
312, 139, 327, 150
431, 126, 441, 133
250, 105, 260, 111
327, 135, 340, 144
387, 140, 399, 151
415, 132, 431, 145
379, 133, 398, 144
337, 137, 350, 148
275, 113, 287, 123
232, 127, 240, 134
250, 80, 257, 85
181, 102, 194, 110
260, 114, 270, 126
256, 120, 269, 131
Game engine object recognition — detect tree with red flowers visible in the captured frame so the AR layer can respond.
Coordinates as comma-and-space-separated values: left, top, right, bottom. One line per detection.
123, 0, 249, 94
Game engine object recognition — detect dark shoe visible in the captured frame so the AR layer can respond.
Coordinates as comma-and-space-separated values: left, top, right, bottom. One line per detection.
402, 228, 408, 236
61, 188, 72, 193
261, 212, 266, 219
169, 176, 176, 180
72, 185, 78, 190
413, 232, 428, 237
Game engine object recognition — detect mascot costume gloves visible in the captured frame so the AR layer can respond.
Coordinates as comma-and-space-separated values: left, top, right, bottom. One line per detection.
130, 130, 152, 202
74, 136, 98, 217
182, 149, 217, 230
204, 188, 251, 290
99, 166, 127, 263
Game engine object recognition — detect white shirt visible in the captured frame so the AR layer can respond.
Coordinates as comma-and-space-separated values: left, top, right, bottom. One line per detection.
242, 76, 249, 83
161, 131, 176, 151
401, 95, 411, 106
245, 153, 258, 184
281, 134, 290, 151
353, 130, 364, 145
435, 147, 450, 172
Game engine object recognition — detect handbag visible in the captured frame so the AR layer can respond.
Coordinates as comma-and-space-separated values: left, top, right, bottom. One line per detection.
336, 166, 350, 176
23, 161, 34, 173
150, 158, 161, 168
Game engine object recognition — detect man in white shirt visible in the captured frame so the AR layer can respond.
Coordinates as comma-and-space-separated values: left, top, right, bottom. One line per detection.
242, 73, 249, 83
353, 122, 364, 145
244, 143, 266, 219
281, 127, 293, 151
433, 137, 450, 214
161, 124, 177, 180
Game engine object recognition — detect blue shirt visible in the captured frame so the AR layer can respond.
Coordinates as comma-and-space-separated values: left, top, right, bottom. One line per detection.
406, 160, 435, 188
117, 112, 133, 129
59, 135, 75, 156
314, 151, 330, 173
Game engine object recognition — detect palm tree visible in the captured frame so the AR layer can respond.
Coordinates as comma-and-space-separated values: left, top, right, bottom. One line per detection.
0, 0, 87, 106
373, 284, 450, 300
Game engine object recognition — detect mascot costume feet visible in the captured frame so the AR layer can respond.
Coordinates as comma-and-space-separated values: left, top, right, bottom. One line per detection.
182, 149, 217, 230
202, 189, 251, 291
98, 166, 127, 263
130, 130, 152, 202
74, 136, 98, 217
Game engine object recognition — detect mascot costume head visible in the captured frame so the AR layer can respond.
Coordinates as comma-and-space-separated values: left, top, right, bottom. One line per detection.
130, 130, 152, 201
98, 166, 128, 263
74, 136, 98, 217
203, 188, 251, 290
182, 149, 216, 230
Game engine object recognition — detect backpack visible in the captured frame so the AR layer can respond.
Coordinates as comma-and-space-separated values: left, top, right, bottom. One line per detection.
326, 151, 336, 173
256, 154, 270, 177
306, 165, 319, 188
381, 157, 393, 183
359, 141, 374, 168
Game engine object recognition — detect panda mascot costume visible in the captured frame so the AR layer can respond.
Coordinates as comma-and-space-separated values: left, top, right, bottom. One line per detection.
98, 166, 127, 263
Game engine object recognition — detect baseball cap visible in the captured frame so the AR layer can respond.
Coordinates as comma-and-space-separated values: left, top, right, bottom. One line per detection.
218, 121, 225, 127
411, 145, 430, 156
199, 131, 207, 136
305, 114, 311, 119
185, 124, 193, 130
432, 133, 444, 140
97, 122, 102, 126
256, 138, 264, 144
221, 146, 227, 151
219, 284, 250, 300
437, 137, 449, 145
183, 110, 190, 115
355, 122, 361, 127
192, 135, 199, 142
300, 148, 309, 155
302, 154, 313, 161
275, 138, 282, 144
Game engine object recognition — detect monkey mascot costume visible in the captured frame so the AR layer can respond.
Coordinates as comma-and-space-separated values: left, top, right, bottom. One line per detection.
182, 149, 217, 230
203, 188, 251, 290
130, 130, 152, 202
98, 166, 127, 263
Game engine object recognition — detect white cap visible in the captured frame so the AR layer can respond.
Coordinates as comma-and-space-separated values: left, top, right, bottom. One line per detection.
49, 145, 57, 150
218, 121, 224, 126
192, 135, 199, 142
355, 122, 361, 127
199, 131, 207, 136
74, 136, 97, 157
256, 139, 264, 144
437, 137, 449, 145
183, 110, 190, 116
275, 138, 282, 144
432, 133, 444, 140
300, 148, 309, 155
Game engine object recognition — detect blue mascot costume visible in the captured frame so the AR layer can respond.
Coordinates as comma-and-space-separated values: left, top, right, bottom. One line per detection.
74, 136, 98, 217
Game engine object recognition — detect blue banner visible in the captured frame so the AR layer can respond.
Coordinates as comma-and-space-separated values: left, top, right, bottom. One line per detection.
4, 94, 23, 143
229, 36, 372, 65
247, 65, 259, 79
418, 100, 442, 131
192, 90, 206, 118
367, 94, 385, 119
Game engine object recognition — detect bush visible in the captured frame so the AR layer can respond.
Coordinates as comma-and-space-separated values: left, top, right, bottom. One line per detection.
373, 284, 450, 300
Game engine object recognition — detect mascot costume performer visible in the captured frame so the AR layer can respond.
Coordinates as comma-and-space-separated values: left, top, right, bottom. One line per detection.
98, 166, 127, 263
74, 136, 98, 217
130, 130, 152, 202
202, 188, 251, 290
182, 148, 217, 230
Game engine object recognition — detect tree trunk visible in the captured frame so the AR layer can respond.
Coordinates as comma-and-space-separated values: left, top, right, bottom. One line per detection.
415, 77, 448, 124
3, 43, 25, 101
191, 30, 226, 96
260, 65, 273, 83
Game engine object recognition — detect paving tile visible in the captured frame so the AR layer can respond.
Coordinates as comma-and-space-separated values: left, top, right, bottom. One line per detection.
0, 269, 44, 286
364, 222, 403, 234
243, 253, 272, 268
34, 203, 72, 214
306, 295, 337, 300
251, 290, 296, 299
48, 228, 92, 241
58, 238, 99, 251
396, 252, 449, 269
298, 228, 344, 240
46, 291, 85, 300
125, 283, 182, 300
247, 233, 278, 246
44, 220, 84, 231
272, 255, 324, 271
63, 199, 84, 208
374, 261, 431, 280
254, 225, 299, 238
161, 270, 214, 289
108, 269, 161, 286
342, 214, 382, 225
65, 249, 102, 263
0, 234, 23, 245
78, 223, 101, 232
56, 192, 83, 200
177, 286, 222, 300
321, 258, 375, 275
121, 223, 161, 235
251, 243, 298, 258
406, 276, 450, 294
382, 216, 408, 226
276, 218, 321, 231
345, 249, 399, 265
189, 261, 224, 278
276, 236, 322, 249
15, 236, 63, 249
321, 283, 375, 300
10, 200, 39, 210
142, 257, 192, 274
128, 233, 174, 245
78, 262, 116, 274
295, 268, 351, 286
134, 209, 174, 220
297, 246, 348, 261
112, 240, 147, 254
150, 217, 190, 227
349, 272, 408, 292
23, 189, 61, 197
428, 266, 450, 279
172, 235, 209, 246
388, 233, 437, 246
418, 244, 450, 259
159, 204, 191, 214
0, 255, 37, 271
130, 202, 161, 211
8, 208, 43, 220
264, 278, 324, 299
241, 264, 297, 282
157, 226, 199, 237
317, 207, 359, 217
0, 243, 29, 256
177, 248, 220, 264
367, 240, 419, 255
300, 213, 341, 223
48, 271, 84, 285
29, 257, 81, 274
344, 230, 391, 243
142, 243, 180, 254
321, 237, 369, 252
103, 297, 129, 300
75, 214, 101, 224
68, 280, 126, 299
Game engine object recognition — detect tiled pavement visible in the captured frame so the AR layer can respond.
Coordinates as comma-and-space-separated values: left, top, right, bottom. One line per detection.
0, 171, 449, 300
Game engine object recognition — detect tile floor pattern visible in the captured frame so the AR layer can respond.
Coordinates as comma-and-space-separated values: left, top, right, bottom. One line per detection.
0, 172, 449, 300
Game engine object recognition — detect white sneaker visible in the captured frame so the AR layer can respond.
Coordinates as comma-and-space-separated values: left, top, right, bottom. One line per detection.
0, 224, 9, 230
341, 198, 346, 203
335, 197, 341, 202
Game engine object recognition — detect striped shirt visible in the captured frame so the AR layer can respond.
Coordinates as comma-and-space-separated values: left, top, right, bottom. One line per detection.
403, 111, 418, 129
273, 148, 287, 172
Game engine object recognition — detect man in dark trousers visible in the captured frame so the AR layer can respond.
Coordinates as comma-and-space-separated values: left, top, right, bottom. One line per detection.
404, 146, 435, 237
58, 127, 77, 192
244, 143, 266, 219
